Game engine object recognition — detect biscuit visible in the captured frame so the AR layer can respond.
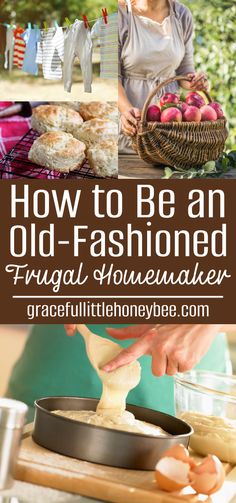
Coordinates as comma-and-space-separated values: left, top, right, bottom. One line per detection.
31, 105, 83, 135
28, 132, 86, 172
79, 102, 118, 123
87, 140, 118, 178
74, 119, 118, 147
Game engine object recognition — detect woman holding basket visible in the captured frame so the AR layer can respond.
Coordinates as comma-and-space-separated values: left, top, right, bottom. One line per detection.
118, 0, 209, 153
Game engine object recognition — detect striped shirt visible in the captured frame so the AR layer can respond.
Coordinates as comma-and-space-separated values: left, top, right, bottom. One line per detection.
100, 13, 118, 79
36, 27, 64, 80
13, 27, 26, 69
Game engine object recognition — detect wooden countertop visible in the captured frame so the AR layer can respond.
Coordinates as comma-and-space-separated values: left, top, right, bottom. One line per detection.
15, 428, 236, 503
119, 154, 164, 179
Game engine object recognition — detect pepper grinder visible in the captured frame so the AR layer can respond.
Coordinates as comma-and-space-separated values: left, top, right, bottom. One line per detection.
0, 398, 28, 490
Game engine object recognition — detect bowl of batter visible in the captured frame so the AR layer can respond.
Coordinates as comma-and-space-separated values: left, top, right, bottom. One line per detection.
175, 371, 236, 463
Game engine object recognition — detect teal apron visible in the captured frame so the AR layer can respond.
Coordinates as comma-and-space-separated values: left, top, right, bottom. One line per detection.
6, 324, 231, 422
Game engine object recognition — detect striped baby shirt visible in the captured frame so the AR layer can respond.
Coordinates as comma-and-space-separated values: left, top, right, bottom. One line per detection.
100, 13, 118, 78
13, 27, 26, 69
36, 27, 64, 80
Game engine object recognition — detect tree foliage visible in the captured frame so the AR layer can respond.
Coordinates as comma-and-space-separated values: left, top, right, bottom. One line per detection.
0, 0, 117, 24
184, 0, 236, 149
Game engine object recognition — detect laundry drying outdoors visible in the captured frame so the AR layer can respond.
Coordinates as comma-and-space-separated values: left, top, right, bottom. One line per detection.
0, 0, 117, 100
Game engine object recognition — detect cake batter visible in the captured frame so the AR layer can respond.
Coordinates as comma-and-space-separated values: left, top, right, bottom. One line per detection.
53, 325, 169, 436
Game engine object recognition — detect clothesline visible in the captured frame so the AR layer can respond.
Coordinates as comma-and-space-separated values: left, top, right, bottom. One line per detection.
1, 13, 118, 93
39, 18, 109, 32
0, 19, 111, 30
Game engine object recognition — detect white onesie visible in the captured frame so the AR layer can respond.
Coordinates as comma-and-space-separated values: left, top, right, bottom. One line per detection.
63, 20, 92, 93
36, 27, 64, 80
4, 26, 15, 71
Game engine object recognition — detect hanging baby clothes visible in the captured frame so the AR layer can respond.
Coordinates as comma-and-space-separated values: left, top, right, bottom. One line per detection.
36, 27, 64, 80
100, 13, 118, 78
13, 26, 26, 69
63, 20, 92, 93
22, 28, 41, 75
4, 26, 15, 71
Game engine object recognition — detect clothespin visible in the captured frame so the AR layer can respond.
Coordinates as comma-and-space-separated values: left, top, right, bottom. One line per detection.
28, 22, 32, 29
64, 17, 72, 27
54, 20, 59, 28
43, 21, 48, 30
3, 23, 10, 28
102, 8, 108, 24
82, 15, 90, 29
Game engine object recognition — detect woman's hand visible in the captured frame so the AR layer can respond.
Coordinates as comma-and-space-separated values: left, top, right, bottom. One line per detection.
102, 324, 221, 376
120, 107, 141, 136
180, 72, 209, 92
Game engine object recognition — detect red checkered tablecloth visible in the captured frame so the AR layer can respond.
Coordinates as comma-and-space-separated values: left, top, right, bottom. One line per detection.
0, 101, 31, 159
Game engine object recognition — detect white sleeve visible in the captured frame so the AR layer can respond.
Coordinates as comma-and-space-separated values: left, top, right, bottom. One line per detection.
54, 28, 64, 62
77, 26, 93, 93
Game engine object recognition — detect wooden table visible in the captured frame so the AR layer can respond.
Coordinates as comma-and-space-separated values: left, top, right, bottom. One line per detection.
118, 154, 236, 179
119, 154, 164, 179
15, 427, 236, 503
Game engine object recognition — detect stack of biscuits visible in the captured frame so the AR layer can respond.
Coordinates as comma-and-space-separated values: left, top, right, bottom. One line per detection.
28, 102, 118, 178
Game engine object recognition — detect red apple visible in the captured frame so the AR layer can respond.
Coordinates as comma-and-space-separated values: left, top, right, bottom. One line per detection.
209, 102, 224, 119
200, 105, 218, 121
161, 107, 182, 123
186, 92, 205, 108
146, 105, 161, 122
183, 105, 201, 122
160, 93, 179, 108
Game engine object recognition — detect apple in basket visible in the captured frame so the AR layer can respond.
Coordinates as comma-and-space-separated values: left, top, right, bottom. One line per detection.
185, 92, 206, 108
200, 105, 218, 121
161, 107, 182, 123
146, 105, 161, 122
159, 93, 179, 108
183, 105, 201, 122
208, 102, 225, 119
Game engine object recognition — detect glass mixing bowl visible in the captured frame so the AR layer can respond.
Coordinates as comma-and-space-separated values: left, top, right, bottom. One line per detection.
174, 371, 236, 462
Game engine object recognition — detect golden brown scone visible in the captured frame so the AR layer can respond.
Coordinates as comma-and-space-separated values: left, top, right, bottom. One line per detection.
74, 119, 118, 147
31, 105, 83, 135
79, 102, 118, 123
28, 132, 86, 172
87, 140, 118, 178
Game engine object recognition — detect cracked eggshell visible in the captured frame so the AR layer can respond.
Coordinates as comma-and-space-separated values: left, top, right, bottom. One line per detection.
190, 455, 225, 495
155, 444, 193, 492
161, 444, 196, 467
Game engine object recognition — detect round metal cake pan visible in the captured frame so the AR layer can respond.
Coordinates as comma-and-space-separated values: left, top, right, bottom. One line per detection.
33, 396, 193, 470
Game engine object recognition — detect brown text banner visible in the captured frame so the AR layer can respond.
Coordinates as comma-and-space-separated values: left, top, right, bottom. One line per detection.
0, 179, 235, 323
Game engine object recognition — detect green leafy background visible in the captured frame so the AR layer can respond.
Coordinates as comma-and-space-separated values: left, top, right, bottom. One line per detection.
184, 0, 236, 149
0, 0, 117, 25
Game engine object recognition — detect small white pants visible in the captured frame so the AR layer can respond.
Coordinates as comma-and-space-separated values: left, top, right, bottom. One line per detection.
64, 20, 93, 93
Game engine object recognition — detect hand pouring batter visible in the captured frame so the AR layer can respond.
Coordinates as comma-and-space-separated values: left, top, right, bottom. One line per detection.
53, 325, 168, 436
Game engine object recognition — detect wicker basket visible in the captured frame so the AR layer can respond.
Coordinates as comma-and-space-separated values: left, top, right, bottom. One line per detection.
132, 75, 228, 169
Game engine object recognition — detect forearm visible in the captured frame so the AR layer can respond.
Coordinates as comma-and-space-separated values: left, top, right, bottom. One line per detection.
118, 81, 133, 114
221, 325, 236, 333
